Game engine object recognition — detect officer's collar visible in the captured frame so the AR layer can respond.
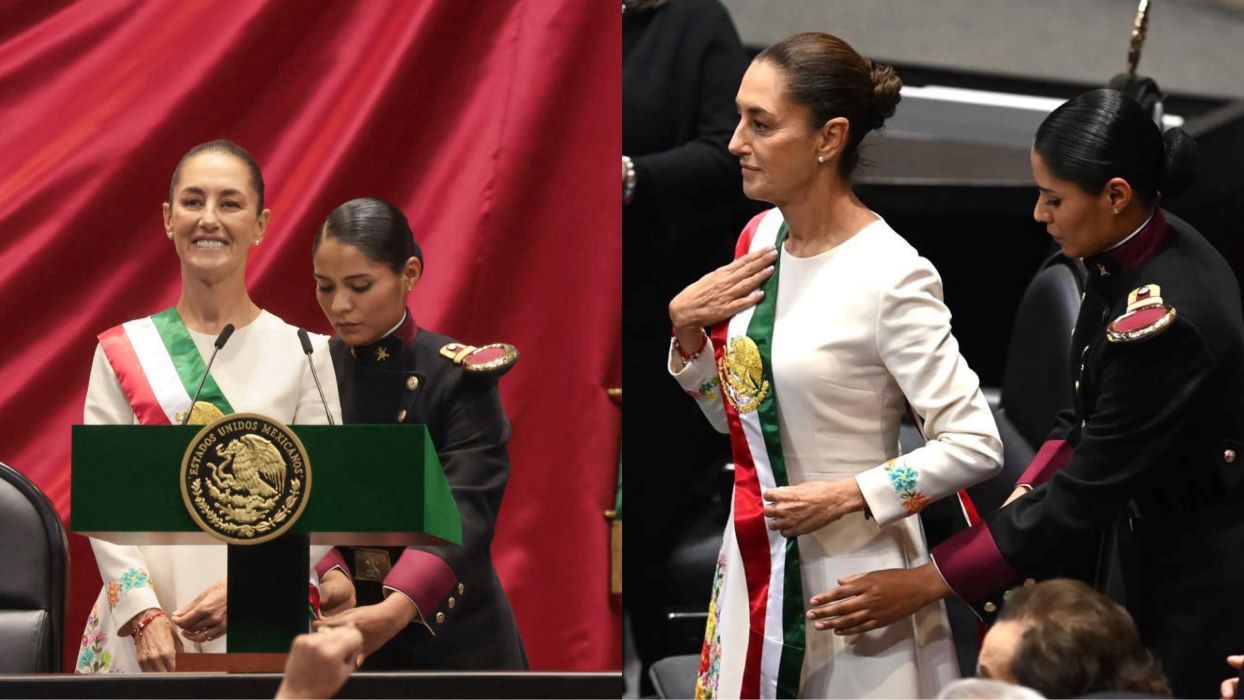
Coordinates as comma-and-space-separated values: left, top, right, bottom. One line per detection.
1082, 209, 1168, 293
349, 309, 417, 365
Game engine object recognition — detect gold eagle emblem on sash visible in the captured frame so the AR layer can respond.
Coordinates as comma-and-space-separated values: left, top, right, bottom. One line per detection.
180, 413, 311, 545
718, 336, 770, 414
175, 400, 225, 425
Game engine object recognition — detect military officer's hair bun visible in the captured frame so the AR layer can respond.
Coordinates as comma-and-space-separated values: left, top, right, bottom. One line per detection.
314, 197, 423, 273
755, 32, 901, 178
1160, 126, 1199, 199
1034, 88, 1200, 204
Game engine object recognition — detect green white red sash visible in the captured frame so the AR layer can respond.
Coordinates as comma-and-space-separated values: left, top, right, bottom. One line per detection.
97, 308, 235, 425
711, 209, 804, 699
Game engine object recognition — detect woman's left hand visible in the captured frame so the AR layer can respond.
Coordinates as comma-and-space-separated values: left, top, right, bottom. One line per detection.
763, 479, 865, 537
314, 594, 418, 657
172, 579, 228, 643
806, 563, 950, 636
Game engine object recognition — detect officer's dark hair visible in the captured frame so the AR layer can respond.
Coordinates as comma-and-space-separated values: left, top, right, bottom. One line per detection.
998, 579, 1169, 698
755, 32, 902, 178
1034, 88, 1199, 204
169, 139, 266, 214
314, 197, 423, 273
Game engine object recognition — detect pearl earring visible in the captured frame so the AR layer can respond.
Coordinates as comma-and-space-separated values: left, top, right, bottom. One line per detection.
167, 230, 174, 239
817, 156, 825, 164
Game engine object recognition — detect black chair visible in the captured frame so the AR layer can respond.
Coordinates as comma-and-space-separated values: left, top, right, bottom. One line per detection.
971, 252, 1085, 512
660, 465, 732, 658
0, 461, 68, 672
649, 653, 699, 699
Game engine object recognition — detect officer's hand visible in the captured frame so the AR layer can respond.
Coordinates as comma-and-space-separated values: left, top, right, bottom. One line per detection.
276, 624, 364, 700
763, 480, 865, 537
669, 247, 778, 332
319, 569, 356, 617
1221, 654, 1243, 700
315, 594, 418, 658
807, 564, 950, 636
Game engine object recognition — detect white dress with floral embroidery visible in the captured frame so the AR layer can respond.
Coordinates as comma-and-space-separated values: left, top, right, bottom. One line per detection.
671, 211, 1003, 698
75, 311, 341, 673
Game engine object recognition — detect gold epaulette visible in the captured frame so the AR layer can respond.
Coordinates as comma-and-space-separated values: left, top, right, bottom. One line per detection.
439, 342, 519, 377
1106, 284, 1177, 343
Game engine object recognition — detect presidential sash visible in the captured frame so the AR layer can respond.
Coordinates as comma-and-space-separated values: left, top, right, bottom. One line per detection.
712, 210, 804, 699
98, 308, 235, 425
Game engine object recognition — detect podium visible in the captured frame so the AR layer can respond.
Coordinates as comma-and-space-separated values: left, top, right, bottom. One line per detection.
71, 423, 461, 662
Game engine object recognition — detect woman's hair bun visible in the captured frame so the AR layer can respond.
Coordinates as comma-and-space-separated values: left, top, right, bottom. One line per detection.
867, 59, 902, 128
1161, 126, 1199, 198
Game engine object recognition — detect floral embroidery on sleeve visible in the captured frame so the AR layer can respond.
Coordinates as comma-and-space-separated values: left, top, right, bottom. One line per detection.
885, 459, 930, 515
105, 567, 151, 612
686, 376, 720, 402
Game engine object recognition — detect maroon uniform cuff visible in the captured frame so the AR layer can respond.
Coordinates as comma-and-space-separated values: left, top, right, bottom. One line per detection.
315, 548, 350, 580
382, 549, 456, 614
1018, 439, 1074, 487
931, 524, 1019, 605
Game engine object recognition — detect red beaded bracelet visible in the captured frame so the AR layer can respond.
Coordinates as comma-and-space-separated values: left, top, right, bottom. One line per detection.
673, 328, 709, 363
131, 610, 166, 639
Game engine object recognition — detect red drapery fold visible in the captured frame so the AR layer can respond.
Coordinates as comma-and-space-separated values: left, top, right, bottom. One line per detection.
0, 0, 620, 671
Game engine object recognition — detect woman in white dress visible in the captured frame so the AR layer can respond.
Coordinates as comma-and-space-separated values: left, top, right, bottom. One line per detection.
668, 33, 1002, 698
75, 140, 343, 673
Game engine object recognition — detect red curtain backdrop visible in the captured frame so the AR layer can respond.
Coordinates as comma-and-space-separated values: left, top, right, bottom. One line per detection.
0, 0, 620, 671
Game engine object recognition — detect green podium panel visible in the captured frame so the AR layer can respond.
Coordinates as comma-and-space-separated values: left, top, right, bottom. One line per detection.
72, 425, 461, 545
71, 424, 461, 652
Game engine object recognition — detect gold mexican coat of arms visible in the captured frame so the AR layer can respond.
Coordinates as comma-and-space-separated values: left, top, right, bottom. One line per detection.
718, 336, 770, 414
180, 413, 312, 545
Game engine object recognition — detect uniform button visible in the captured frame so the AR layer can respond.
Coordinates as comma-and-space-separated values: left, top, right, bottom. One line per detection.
406, 376, 420, 391
436, 612, 445, 624
448, 597, 456, 609
983, 601, 997, 613
397, 409, 407, 422
1226, 449, 1237, 464
458, 583, 465, 595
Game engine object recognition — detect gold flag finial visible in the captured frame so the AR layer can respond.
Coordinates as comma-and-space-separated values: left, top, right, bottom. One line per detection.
1127, 0, 1151, 78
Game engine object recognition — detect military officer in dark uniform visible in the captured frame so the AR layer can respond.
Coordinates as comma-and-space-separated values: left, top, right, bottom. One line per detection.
309, 197, 526, 670
800, 89, 1244, 699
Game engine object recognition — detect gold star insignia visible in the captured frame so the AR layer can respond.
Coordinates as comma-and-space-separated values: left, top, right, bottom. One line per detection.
376, 347, 390, 362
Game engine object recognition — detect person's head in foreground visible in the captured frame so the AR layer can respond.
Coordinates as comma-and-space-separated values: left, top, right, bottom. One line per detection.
937, 677, 1045, 699
1031, 87, 1198, 259
312, 197, 423, 347
978, 579, 1169, 698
